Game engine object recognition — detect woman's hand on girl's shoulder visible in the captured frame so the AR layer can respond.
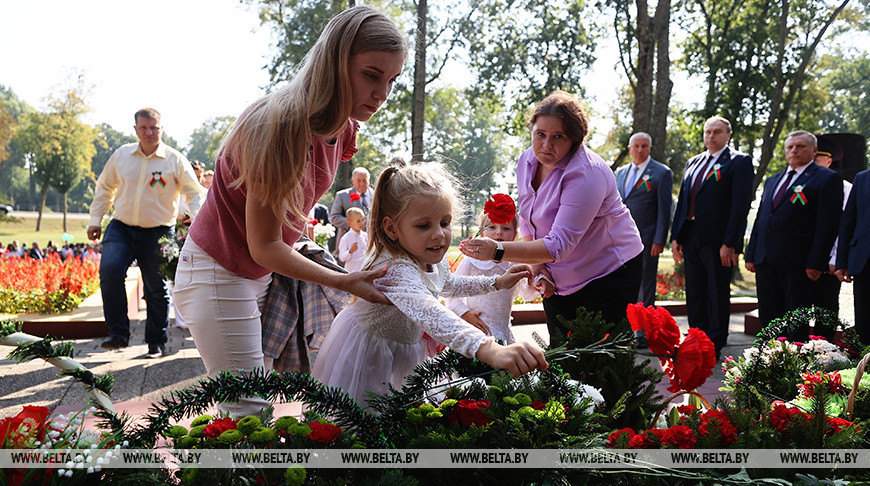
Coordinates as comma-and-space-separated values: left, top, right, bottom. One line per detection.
341, 266, 392, 305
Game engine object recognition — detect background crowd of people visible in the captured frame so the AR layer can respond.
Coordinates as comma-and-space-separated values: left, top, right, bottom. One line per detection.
1, 240, 101, 262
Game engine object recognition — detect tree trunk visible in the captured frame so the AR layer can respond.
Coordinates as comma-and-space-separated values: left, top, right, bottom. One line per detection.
62, 192, 68, 232
411, 0, 427, 162
631, 0, 653, 135
35, 182, 49, 231
649, 0, 672, 163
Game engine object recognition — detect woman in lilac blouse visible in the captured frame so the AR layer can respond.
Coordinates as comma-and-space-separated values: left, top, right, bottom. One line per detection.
460, 90, 644, 337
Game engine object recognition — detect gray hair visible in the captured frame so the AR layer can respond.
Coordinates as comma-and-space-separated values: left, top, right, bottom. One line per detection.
629, 132, 652, 146
786, 130, 817, 147
352, 167, 371, 179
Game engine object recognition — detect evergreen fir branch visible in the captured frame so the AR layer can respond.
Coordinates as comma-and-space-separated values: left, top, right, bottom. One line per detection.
0, 320, 22, 340
58, 368, 115, 395
6, 338, 74, 363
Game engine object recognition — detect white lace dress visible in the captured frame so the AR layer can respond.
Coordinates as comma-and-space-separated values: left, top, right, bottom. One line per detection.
445, 259, 540, 343
311, 253, 497, 407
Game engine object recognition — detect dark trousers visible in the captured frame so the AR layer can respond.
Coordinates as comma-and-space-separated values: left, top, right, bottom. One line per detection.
681, 226, 732, 353
855, 272, 870, 344
543, 253, 642, 338
755, 261, 819, 341
637, 245, 659, 306
99, 220, 171, 345
813, 272, 841, 340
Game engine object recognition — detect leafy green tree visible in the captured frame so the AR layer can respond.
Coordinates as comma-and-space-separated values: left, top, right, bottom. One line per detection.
677, 0, 853, 189
186, 116, 236, 166
16, 77, 102, 231
0, 86, 37, 208
461, 0, 601, 135
818, 51, 870, 136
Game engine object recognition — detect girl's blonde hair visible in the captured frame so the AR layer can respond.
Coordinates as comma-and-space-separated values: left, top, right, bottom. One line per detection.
366, 161, 462, 266
222, 6, 406, 227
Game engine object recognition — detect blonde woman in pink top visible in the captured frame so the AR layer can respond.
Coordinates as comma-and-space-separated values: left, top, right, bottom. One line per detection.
173, 6, 406, 417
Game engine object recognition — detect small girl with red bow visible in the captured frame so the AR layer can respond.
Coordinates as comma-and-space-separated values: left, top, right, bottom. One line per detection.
446, 195, 540, 343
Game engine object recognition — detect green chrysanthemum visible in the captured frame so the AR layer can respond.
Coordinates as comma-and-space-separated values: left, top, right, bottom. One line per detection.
248, 427, 279, 444
285, 466, 307, 486
237, 415, 262, 435
287, 423, 312, 437
167, 425, 188, 438
218, 429, 246, 445
188, 425, 208, 438
178, 436, 200, 449
439, 399, 458, 409
513, 393, 532, 407
274, 416, 299, 432
190, 414, 213, 427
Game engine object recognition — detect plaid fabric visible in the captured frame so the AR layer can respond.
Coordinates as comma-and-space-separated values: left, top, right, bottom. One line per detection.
261, 237, 350, 373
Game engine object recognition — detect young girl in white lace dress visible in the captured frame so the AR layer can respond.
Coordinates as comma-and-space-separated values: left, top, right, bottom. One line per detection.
446, 206, 540, 343
312, 163, 549, 407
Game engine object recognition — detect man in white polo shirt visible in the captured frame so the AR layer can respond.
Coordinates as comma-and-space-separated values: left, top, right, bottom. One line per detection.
87, 108, 204, 358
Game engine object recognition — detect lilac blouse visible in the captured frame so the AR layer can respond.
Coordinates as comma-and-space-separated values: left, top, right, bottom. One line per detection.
516, 144, 643, 295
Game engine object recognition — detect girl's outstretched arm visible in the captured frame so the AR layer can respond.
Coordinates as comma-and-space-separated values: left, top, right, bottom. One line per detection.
475, 340, 549, 377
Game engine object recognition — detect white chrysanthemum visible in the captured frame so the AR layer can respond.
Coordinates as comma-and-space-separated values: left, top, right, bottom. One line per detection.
577, 384, 605, 406
313, 223, 336, 239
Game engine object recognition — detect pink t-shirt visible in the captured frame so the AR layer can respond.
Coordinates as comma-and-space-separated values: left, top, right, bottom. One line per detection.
190, 119, 359, 279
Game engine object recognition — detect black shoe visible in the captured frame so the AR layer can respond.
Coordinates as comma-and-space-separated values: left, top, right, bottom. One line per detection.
101, 336, 128, 350
145, 344, 167, 359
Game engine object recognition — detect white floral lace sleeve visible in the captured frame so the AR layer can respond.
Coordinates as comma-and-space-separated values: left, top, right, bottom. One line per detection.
439, 260, 498, 298
373, 258, 491, 358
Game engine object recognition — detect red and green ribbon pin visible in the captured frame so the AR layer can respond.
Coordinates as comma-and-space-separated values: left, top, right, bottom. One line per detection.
790, 185, 807, 205
149, 171, 166, 188
634, 174, 652, 192
705, 163, 722, 182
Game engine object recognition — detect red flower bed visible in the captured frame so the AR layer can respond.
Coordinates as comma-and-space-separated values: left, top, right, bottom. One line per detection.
0, 254, 99, 313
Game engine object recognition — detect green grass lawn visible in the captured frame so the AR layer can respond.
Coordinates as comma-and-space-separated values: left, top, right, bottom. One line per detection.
0, 214, 92, 247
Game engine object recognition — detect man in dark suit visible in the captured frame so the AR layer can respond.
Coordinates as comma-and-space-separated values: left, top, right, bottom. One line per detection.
671, 116, 754, 359
329, 167, 373, 260
812, 134, 849, 329
745, 131, 843, 340
616, 132, 673, 306
836, 168, 870, 344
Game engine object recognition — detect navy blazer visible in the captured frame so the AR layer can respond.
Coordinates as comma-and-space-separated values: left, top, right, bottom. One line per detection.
746, 163, 843, 270
671, 147, 754, 251
837, 169, 870, 276
616, 158, 673, 246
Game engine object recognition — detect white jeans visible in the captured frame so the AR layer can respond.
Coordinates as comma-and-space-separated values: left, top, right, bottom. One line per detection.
173, 238, 273, 417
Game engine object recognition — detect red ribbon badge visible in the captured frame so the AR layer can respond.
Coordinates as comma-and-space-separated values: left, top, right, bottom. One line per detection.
705, 163, 722, 182
634, 174, 652, 192
149, 171, 166, 188
790, 185, 807, 205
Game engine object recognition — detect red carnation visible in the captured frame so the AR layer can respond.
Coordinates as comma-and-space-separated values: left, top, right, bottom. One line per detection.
306, 421, 342, 443
531, 401, 547, 410
483, 194, 516, 225
606, 428, 635, 448
349, 192, 361, 203
0, 406, 51, 447
667, 328, 716, 393
770, 404, 807, 433
625, 303, 681, 357
203, 417, 239, 439
448, 400, 494, 427
661, 425, 697, 449
628, 432, 656, 449
677, 405, 697, 415
699, 410, 737, 446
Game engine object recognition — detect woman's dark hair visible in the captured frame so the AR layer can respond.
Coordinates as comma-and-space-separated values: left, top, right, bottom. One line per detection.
528, 90, 589, 153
